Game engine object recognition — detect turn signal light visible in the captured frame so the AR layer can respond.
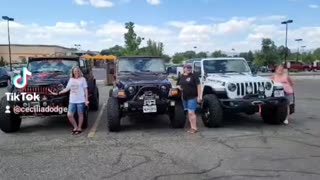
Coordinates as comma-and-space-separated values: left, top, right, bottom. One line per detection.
169, 89, 179, 96
117, 91, 126, 98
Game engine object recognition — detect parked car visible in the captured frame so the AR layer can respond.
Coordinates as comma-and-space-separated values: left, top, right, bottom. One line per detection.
190, 57, 292, 127
0, 56, 99, 133
107, 56, 186, 132
0, 67, 10, 87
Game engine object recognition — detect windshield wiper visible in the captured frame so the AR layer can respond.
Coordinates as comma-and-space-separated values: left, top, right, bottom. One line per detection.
224, 71, 246, 75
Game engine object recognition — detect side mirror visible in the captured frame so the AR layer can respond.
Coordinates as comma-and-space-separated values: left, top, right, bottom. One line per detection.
251, 68, 258, 75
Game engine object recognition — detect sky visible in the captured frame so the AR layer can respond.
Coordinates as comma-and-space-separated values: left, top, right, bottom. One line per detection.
0, 0, 319, 55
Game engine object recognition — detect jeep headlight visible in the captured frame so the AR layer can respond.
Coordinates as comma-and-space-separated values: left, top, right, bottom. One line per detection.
265, 82, 272, 90
228, 83, 237, 92
128, 86, 135, 94
160, 85, 167, 92
246, 86, 253, 94
57, 84, 64, 91
259, 85, 265, 92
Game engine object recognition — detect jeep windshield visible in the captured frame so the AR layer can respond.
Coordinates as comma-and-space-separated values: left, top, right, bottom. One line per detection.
118, 57, 166, 74
203, 59, 251, 74
28, 59, 78, 74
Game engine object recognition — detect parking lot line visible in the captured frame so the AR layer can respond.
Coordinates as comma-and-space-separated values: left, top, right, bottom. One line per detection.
88, 102, 107, 138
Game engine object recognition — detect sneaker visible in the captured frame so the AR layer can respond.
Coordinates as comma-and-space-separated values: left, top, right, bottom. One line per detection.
283, 119, 289, 125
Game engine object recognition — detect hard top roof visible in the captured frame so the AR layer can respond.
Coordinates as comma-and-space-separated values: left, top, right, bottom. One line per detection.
28, 56, 81, 60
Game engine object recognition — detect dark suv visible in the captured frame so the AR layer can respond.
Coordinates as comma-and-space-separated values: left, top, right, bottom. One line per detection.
0, 56, 99, 133
106, 56, 186, 132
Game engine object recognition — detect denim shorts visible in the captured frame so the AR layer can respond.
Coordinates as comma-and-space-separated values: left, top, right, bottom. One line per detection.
68, 103, 85, 113
183, 98, 198, 112
286, 93, 294, 105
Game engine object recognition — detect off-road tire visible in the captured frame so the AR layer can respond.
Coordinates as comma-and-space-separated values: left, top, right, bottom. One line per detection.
74, 106, 88, 129
261, 104, 288, 124
107, 97, 121, 132
201, 94, 223, 127
0, 96, 21, 133
169, 101, 186, 128
89, 86, 99, 111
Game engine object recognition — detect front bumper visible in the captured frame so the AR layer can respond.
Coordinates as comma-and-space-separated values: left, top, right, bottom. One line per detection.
121, 98, 175, 114
220, 96, 288, 112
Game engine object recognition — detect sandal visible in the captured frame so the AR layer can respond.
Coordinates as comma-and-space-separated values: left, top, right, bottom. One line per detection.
187, 129, 198, 134
72, 129, 77, 135
74, 130, 82, 135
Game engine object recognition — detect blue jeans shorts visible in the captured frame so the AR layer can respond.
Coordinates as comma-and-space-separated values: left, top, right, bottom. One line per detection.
68, 103, 85, 113
182, 98, 197, 112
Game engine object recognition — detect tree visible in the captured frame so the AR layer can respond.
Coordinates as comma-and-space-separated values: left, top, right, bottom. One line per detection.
139, 39, 164, 56
21, 57, 27, 64
196, 52, 208, 58
162, 54, 171, 63
313, 48, 320, 60
255, 38, 279, 66
172, 53, 185, 64
0, 56, 5, 66
123, 22, 142, 55
101, 45, 125, 57
211, 50, 227, 57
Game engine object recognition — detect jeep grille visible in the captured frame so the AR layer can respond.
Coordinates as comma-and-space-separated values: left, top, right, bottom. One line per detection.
22, 86, 50, 94
236, 82, 265, 96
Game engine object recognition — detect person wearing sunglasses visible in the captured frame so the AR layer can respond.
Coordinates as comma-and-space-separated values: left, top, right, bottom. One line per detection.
176, 64, 202, 133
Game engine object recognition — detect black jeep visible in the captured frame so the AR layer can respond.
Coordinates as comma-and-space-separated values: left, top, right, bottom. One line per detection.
106, 56, 186, 132
0, 56, 99, 133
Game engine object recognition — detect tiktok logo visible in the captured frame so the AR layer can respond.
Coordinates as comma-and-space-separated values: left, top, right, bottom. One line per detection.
12, 67, 32, 89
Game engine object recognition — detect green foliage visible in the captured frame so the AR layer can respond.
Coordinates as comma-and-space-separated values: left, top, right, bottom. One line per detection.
21, 57, 27, 64
172, 53, 185, 64
211, 50, 227, 57
0, 56, 5, 66
196, 52, 208, 58
123, 22, 142, 55
139, 39, 164, 56
101, 45, 125, 57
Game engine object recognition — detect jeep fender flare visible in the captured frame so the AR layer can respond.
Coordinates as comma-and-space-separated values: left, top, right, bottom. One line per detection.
202, 85, 226, 98
111, 88, 121, 98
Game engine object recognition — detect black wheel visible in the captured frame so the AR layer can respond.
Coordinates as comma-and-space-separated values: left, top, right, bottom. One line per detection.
261, 104, 288, 124
0, 96, 21, 133
201, 94, 223, 128
107, 97, 121, 132
168, 101, 186, 128
89, 86, 99, 111
74, 106, 88, 129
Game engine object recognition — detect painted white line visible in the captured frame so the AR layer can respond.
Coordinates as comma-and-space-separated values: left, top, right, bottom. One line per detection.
88, 102, 107, 138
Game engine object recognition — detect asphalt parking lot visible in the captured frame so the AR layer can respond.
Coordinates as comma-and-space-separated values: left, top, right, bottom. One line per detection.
1, 79, 320, 180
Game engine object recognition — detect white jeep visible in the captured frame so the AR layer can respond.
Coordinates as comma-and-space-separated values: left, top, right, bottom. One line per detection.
191, 57, 293, 127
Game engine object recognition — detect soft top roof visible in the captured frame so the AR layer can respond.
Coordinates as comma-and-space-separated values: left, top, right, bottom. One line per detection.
117, 56, 162, 59
28, 56, 81, 61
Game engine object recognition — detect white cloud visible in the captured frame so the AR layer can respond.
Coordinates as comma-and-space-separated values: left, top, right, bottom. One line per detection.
146, 0, 160, 5
1, 16, 320, 55
309, 4, 319, 9
73, 0, 113, 8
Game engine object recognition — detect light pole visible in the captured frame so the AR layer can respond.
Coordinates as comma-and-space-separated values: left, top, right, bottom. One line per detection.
281, 20, 293, 67
2, 16, 14, 71
301, 45, 306, 61
295, 39, 303, 62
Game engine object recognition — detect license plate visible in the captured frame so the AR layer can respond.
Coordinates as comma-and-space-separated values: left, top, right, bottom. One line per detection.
143, 99, 157, 113
143, 105, 157, 113
274, 90, 285, 97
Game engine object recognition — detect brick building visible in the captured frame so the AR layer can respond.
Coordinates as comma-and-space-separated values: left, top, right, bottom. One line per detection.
0, 44, 74, 63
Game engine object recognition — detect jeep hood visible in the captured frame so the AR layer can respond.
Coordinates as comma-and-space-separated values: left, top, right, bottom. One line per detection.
206, 73, 271, 83
27, 72, 69, 86
118, 74, 170, 86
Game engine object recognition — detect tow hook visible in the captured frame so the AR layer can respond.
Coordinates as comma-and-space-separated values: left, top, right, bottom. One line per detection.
251, 101, 264, 105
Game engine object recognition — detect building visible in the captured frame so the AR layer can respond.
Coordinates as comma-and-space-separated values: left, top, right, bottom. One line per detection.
0, 44, 74, 63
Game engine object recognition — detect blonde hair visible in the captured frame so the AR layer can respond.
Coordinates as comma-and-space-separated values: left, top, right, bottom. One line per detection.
70, 66, 83, 78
